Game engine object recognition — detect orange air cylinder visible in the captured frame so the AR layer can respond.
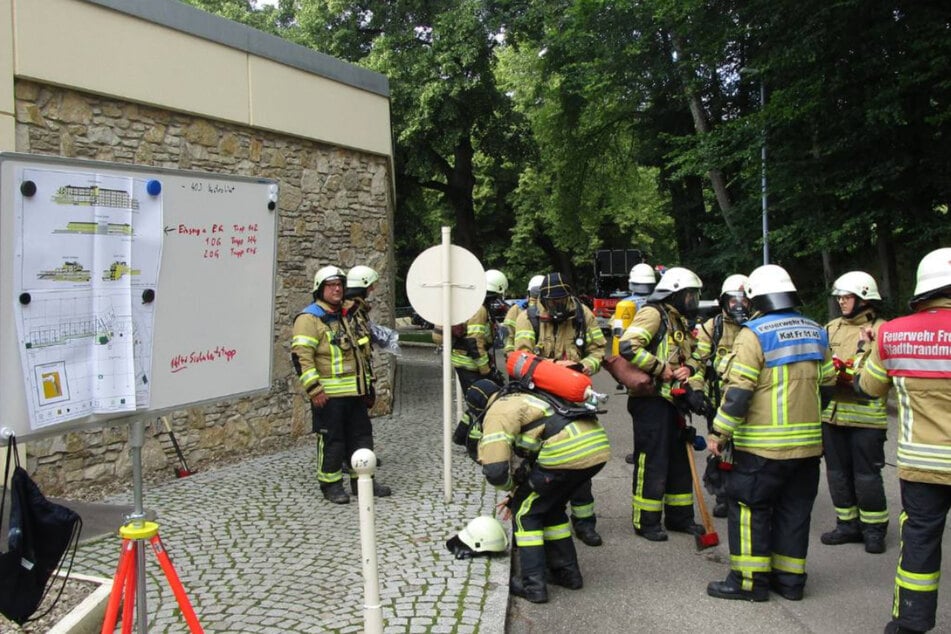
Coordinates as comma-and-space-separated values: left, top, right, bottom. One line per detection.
506, 351, 592, 403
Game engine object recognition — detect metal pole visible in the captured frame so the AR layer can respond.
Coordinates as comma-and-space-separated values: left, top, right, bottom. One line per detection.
129, 418, 149, 634
760, 79, 769, 265
352, 449, 383, 633
441, 227, 453, 503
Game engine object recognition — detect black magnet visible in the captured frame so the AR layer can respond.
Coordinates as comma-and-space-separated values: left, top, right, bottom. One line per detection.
142, 289, 155, 304
19, 293, 30, 305
20, 181, 37, 197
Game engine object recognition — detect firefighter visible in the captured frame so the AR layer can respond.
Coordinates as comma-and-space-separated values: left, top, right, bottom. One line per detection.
688, 274, 751, 518
435, 269, 508, 445
706, 264, 835, 602
476, 380, 611, 603
291, 266, 391, 504
618, 267, 705, 542
855, 248, 951, 634
617, 263, 658, 464
501, 274, 544, 358
820, 271, 889, 554
513, 273, 607, 546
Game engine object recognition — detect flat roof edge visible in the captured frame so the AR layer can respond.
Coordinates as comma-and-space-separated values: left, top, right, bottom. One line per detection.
80, 0, 390, 98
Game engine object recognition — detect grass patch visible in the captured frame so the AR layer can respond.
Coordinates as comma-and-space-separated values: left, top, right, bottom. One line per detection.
399, 331, 435, 344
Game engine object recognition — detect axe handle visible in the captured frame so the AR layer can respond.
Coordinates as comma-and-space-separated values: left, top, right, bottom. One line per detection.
686, 442, 716, 536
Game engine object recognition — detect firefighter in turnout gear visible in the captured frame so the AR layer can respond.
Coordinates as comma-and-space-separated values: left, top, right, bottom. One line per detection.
855, 248, 951, 634
514, 273, 607, 546
688, 274, 751, 518
435, 269, 508, 446
502, 275, 544, 358
477, 382, 611, 604
618, 267, 705, 542
820, 271, 889, 554
291, 266, 391, 504
706, 264, 835, 602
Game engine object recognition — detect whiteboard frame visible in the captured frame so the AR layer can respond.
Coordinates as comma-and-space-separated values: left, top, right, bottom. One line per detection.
0, 153, 279, 441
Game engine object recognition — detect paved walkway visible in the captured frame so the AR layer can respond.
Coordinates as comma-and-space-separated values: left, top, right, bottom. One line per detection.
73, 348, 509, 633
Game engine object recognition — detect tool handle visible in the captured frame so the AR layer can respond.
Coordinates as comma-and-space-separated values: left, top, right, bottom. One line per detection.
686, 442, 715, 534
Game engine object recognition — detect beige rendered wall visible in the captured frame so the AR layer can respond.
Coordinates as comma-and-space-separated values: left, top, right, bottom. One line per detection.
0, 0, 14, 150
10, 0, 392, 157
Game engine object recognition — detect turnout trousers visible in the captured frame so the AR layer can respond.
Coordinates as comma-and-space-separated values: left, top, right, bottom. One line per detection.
312, 396, 373, 486
724, 451, 820, 595
510, 465, 604, 581
822, 424, 888, 535
569, 479, 596, 530
628, 395, 694, 530
891, 479, 951, 632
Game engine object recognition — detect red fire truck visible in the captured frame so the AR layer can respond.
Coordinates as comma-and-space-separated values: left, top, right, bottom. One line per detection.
591, 249, 645, 333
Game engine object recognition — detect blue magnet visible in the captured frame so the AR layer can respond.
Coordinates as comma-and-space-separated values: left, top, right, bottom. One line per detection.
146, 179, 162, 196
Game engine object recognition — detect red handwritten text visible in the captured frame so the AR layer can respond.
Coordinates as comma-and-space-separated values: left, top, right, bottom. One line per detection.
170, 346, 238, 373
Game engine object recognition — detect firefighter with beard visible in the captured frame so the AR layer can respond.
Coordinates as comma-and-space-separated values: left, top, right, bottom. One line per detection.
688, 274, 751, 518
820, 271, 889, 555
475, 379, 611, 604
855, 248, 951, 634
706, 264, 835, 602
291, 266, 391, 504
514, 272, 607, 547
618, 267, 705, 542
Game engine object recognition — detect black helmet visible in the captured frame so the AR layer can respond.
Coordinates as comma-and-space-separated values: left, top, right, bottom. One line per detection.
465, 379, 502, 420
539, 272, 573, 322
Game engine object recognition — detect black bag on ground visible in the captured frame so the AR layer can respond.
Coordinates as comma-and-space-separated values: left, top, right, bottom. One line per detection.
0, 436, 82, 625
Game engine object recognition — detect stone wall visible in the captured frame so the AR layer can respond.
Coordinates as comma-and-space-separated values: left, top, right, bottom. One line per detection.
13, 79, 395, 497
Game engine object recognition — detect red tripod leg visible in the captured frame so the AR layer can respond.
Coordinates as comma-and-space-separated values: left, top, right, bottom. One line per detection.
149, 534, 205, 634
120, 547, 137, 634
101, 539, 134, 634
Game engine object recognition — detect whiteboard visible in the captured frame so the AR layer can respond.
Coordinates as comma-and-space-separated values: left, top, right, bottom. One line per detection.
0, 153, 278, 440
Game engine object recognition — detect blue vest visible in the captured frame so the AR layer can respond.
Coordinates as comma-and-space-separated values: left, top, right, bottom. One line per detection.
516, 298, 529, 310
301, 303, 339, 322
623, 294, 649, 310
745, 311, 828, 368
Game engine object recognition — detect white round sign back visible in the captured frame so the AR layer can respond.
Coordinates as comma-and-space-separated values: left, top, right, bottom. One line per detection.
405, 244, 485, 326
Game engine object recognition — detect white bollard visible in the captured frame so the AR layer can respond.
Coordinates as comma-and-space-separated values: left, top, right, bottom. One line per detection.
351, 448, 383, 634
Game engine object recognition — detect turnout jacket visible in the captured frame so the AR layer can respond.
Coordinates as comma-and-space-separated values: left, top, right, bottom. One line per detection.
478, 392, 611, 490
513, 298, 606, 375
823, 307, 887, 428
856, 298, 951, 485
688, 313, 743, 397
502, 298, 531, 356
711, 310, 836, 460
432, 305, 493, 375
618, 303, 700, 402
291, 299, 372, 398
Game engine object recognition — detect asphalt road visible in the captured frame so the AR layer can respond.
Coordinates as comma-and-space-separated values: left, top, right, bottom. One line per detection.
505, 367, 951, 634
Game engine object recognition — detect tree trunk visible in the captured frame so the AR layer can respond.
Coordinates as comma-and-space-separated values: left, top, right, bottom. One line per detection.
445, 135, 480, 260
822, 249, 837, 320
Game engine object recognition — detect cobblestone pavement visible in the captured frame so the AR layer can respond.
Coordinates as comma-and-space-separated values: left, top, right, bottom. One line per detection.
74, 348, 509, 633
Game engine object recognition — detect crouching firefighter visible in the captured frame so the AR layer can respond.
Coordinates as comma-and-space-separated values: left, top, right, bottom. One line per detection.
473, 377, 611, 604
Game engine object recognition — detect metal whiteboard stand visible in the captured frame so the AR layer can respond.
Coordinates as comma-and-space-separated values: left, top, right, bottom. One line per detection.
405, 228, 485, 503
100, 417, 205, 633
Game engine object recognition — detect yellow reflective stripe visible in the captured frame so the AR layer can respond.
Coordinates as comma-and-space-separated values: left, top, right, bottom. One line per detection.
468, 323, 488, 335
821, 359, 836, 381
543, 523, 572, 540
291, 334, 320, 349
733, 423, 822, 449
632, 495, 663, 512
515, 435, 541, 453
514, 328, 536, 342
772, 553, 805, 574
514, 491, 540, 536
896, 566, 940, 592
537, 428, 611, 467
731, 360, 760, 382
714, 409, 743, 434
299, 368, 319, 389
730, 554, 771, 573
450, 351, 482, 370
631, 347, 657, 371
829, 400, 887, 425
866, 358, 889, 381
571, 502, 594, 519
515, 530, 544, 547
860, 509, 889, 524
315, 436, 343, 484
738, 502, 755, 590
321, 376, 358, 395
664, 492, 693, 507
628, 326, 653, 346
696, 340, 713, 355
771, 364, 788, 426
835, 505, 859, 521
356, 336, 370, 346
481, 431, 514, 446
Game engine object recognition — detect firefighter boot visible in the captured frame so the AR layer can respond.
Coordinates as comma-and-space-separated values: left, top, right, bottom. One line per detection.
821, 519, 863, 545
350, 477, 392, 497
572, 516, 603, 547
665, 519, 705, 536
713, 495, 728, 518
452, 419, 470, 446
546, 539, 583, 589
510, 574, 549, 603
863, 525, 887, 554
321, 481, 350, 504
707, 578, 768, 602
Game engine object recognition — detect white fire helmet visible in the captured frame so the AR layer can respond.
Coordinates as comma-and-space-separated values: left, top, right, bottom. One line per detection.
912, 248, 951, 303
485, 269, 509, 295
312, 265, 345, 294
458, 516, 509, 553
527, 274, 545, 297
746, 264, 800, 313
831, 271, 881, 301
347, 265, 380, 290
628, 263, 657, 295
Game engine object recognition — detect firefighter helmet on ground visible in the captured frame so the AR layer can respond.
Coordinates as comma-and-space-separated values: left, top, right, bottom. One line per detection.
719, 274, 751, 324
459, 516, 509, 552
312, 266, 346, 295
628, 263, 658, 295
746, 264, 801, 314
911, 247, 951, 307
485, 269, 509, 296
